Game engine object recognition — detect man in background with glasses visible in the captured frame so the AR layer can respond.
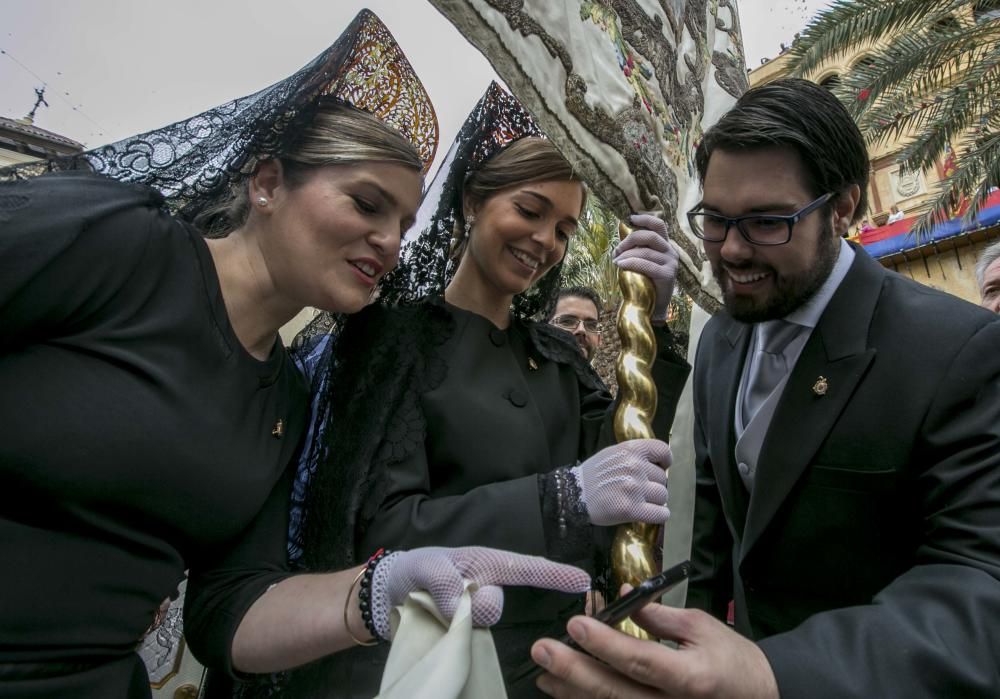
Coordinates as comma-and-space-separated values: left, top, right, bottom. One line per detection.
531, 78, 1000, 699
548, 287, 604, 362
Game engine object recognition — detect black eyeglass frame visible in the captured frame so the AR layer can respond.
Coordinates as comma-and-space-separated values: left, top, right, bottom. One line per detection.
551, 315, 602, 333
686, 192, 835, 246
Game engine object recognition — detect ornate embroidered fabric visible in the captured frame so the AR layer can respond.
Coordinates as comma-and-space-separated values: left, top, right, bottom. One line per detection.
0, 183, 31, 223
428, 1, 750, 312
0, 10, 438, 224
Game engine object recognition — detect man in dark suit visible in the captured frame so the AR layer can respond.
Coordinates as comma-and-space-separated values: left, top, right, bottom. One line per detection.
529, 78, 1000, 698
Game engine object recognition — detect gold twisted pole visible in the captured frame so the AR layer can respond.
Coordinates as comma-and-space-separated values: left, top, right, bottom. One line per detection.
611, 221, 661, 639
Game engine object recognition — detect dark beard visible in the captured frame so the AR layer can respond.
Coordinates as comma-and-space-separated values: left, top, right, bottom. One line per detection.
718, 222, 839, 323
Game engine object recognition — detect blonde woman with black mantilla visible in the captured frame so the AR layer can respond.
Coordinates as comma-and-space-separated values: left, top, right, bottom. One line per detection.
0, 15, 590, 699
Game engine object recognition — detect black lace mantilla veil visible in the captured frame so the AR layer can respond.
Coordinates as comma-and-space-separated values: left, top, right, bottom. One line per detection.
0, 10, 438, 219
384, 80, 557, 316
295, 80, 564, 346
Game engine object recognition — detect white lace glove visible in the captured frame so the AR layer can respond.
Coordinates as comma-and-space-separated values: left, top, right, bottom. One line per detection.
569, 439, 671, 526
369, 546, 590, 641
613, 213, 679, 321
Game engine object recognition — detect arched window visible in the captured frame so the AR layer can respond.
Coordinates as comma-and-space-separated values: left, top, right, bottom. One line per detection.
851, 54, 877, 73
930, 14, 962, 34
819, 74, 841, 90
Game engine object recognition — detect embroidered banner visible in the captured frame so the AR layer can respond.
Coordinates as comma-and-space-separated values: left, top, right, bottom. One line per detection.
428, 0, 750, 310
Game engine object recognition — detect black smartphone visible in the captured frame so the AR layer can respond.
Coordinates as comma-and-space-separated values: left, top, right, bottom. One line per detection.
505, 559, 691, 687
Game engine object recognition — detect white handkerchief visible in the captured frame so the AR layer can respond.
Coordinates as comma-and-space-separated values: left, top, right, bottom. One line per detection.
376, 583, 507, 699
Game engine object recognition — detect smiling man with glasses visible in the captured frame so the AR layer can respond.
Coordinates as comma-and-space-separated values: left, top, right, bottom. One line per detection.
688, 187, 842, 323
532, 78, 1000, 699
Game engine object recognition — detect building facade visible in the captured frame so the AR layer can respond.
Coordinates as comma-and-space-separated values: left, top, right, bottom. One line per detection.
0, 115, 83, 167
748, 4, 999, 305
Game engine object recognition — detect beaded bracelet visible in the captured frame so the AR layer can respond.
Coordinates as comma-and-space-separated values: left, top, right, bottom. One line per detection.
344, 566, 377, 647
357, 547, 391, 642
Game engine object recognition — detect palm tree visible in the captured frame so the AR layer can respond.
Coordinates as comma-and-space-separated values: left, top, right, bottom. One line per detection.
786, 0, 1000, 232
562, 196, 622, 307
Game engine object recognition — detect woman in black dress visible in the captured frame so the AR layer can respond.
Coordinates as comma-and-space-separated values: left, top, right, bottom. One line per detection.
0, 15, 588, 699
275, 82, 690, 698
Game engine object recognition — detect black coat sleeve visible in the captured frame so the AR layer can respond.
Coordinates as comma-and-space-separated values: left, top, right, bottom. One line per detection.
357, 447, 551, 557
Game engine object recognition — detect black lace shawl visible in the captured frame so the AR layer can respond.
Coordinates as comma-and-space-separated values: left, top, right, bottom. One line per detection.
0, 10, 438, 223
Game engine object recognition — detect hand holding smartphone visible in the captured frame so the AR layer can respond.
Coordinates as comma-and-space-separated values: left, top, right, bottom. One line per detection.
505, 559, 691, 686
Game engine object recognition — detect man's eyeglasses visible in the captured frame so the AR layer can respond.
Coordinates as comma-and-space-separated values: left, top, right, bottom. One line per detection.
687, 192, 834, 246
551, 315, 601, 333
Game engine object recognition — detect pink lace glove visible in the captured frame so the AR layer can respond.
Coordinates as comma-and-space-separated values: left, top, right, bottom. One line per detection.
569, 439, 671, 526
369, 547, 590, 640
613, 213, 679, 322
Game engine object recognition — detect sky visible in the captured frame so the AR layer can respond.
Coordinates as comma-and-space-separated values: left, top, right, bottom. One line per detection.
1, 0, 832, 175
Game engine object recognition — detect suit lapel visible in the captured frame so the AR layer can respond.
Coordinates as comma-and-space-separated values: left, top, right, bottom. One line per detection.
707, 317, 752, 541
740, 248, 884, 563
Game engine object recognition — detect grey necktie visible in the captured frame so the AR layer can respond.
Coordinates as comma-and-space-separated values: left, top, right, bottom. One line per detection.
743, 320, 800, 424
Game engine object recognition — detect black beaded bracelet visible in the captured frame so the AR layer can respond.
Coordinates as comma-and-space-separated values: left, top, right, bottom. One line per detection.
357, 547, 391, 642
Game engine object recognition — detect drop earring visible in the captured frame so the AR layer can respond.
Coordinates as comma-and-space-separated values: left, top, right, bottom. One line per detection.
464, 215, 475, 237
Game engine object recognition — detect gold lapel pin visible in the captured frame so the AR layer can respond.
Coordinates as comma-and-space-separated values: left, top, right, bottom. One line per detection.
812, 376, 828, 396
272, 419, 285, 438
528, 357, 539, 371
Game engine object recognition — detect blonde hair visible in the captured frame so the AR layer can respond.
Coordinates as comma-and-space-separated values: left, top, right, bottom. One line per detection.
283, 104, 423, 174
198, 102, 422, 236
452, 137, 586, 258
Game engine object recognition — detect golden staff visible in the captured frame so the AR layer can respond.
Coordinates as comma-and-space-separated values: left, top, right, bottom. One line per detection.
611, 220, 661, 639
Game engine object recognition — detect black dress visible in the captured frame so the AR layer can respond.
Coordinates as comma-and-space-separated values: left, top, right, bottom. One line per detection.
276, 299, 690, 698
0, 172, 308, 698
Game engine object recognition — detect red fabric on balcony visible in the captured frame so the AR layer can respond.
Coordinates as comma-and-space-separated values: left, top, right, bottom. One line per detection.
860, 190, 1000, 244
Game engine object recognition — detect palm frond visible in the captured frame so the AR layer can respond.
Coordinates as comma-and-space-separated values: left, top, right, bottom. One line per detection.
564, 196, 622, 307
780, 1, 1000, 246
854, 50, 999, 174
893, 77, 1000, 176
910, 127, 1000, 234
835, 19, 1000, 122
787, 0, 967, 77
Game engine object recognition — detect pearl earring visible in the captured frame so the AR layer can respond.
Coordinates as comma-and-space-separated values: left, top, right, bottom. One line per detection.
257, 196, 268, 207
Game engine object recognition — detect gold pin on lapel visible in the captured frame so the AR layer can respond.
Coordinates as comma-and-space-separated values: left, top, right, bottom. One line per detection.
272, 419, 285, 438
812, 376, 829, 396
528, 357, 539, 371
